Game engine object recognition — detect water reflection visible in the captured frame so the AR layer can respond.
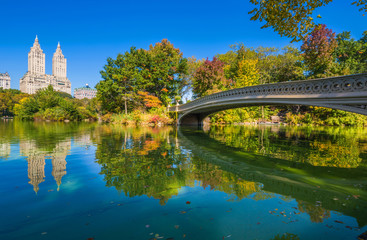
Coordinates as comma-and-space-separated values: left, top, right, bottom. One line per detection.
20, 140, 70, 192
94, 126, 263, 205
0, 121, 96, 192
179, 126, 367, 226
206, 125, 367, 168
1, 120, 367, 229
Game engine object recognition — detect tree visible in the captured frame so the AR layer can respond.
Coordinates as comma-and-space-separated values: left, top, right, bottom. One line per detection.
0, 88, 28, 117
334, 31, 367, 74
270, 46, 305, 82
97, 47, 147, 114
192, 57, 229, 98
147, 39, 188, 105
97, 39, 188, 113
301, 24, 337, 78
249, 0, 367, 42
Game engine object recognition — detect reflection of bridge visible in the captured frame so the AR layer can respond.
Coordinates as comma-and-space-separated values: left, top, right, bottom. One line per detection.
178, 128, 367, 227
170, 74, 367, 125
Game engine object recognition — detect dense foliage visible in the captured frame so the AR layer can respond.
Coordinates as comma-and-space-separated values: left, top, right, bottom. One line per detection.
4, 28, 367, 126
0, 88, 28, 117
14, 85, 97, 121
188, 26, 367, 126
249, 0, 367, 42
97, 39, 187, 114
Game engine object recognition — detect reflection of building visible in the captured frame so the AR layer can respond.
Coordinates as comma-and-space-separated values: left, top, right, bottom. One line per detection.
20, 140, 70, 193
0, 72, 11, 89
0, 142, 11, 160
20, 36, 71, 95
74, 84, 97, 99
27, 155, 46, 193
73, 133, 93, 148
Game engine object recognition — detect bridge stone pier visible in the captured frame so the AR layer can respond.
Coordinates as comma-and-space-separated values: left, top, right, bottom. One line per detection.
170, 74, 367, 125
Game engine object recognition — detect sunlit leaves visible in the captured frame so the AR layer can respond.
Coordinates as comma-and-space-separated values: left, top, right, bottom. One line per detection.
301, 24, 337, 78
192, 57, 228, 98
249, 0, 366, 42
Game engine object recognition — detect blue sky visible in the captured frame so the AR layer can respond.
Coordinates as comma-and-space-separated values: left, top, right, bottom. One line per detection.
0, 0, 365, 92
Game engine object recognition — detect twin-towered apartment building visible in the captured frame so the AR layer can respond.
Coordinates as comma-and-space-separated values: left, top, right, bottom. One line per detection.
0, 36, 97, 99
20, 36, 72, 94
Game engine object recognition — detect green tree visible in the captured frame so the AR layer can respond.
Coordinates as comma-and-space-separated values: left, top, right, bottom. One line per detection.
97, 47, 147, 114
249, 0, 367, 42
147, 39, 188, 105
334, 31, 367, 74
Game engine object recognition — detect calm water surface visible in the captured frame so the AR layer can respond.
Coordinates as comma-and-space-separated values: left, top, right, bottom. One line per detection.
0, 120, 367, 240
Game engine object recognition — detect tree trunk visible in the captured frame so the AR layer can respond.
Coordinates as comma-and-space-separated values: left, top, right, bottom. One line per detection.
124, 96, 127, 115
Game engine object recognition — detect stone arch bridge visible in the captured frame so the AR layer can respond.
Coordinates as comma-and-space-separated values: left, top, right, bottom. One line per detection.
169, 73, 367, 125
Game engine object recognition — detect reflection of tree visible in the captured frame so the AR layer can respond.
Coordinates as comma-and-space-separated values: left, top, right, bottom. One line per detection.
297, 200, 331, 223
206, 125, 367, 168
0, 120, 96, 193
93, 125, 264, 204
193, 159, 262, 201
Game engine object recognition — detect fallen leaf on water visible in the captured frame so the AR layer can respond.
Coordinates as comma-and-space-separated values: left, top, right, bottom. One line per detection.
87, 238, 94, 240
358, 230, 367, 240
257, 222, 261, 225
335, 220, 344, 224
183, 234, 186, 238
174, 225, 179, 229
186, 201, 191, 204
180, 211, 186, 214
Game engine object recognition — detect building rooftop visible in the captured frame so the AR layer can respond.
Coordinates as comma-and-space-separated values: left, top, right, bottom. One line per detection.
0, 72, 10, 77
74, 84, 96, 91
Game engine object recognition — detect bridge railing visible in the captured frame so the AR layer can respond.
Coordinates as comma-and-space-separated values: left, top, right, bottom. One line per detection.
170, 73, 367, 112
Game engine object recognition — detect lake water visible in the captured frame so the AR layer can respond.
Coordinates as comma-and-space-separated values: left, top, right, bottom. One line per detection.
0, 120, 366, 240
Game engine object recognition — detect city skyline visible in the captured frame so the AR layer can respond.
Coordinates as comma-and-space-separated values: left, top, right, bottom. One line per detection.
0, 0, 366, 91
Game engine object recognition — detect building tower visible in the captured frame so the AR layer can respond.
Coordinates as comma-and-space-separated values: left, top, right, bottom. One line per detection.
52, 42, 67, 79
28, 36, 45, 75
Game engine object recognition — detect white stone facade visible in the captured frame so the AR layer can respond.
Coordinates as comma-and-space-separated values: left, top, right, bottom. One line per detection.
0, 72, 11, 89
52, 42, 67, 78
74, 84, 97, 99
20, 36, 71, 95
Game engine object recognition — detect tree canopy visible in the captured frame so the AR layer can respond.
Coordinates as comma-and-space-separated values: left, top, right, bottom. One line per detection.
249, 0, 367, 42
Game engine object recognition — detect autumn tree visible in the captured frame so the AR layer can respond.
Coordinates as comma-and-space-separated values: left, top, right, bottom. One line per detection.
301, 24, 337, 78
192, 57, 229, 98
249, 0, 367, 42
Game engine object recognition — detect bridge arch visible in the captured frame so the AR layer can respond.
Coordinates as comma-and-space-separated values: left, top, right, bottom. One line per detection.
170, 74, 367, 125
